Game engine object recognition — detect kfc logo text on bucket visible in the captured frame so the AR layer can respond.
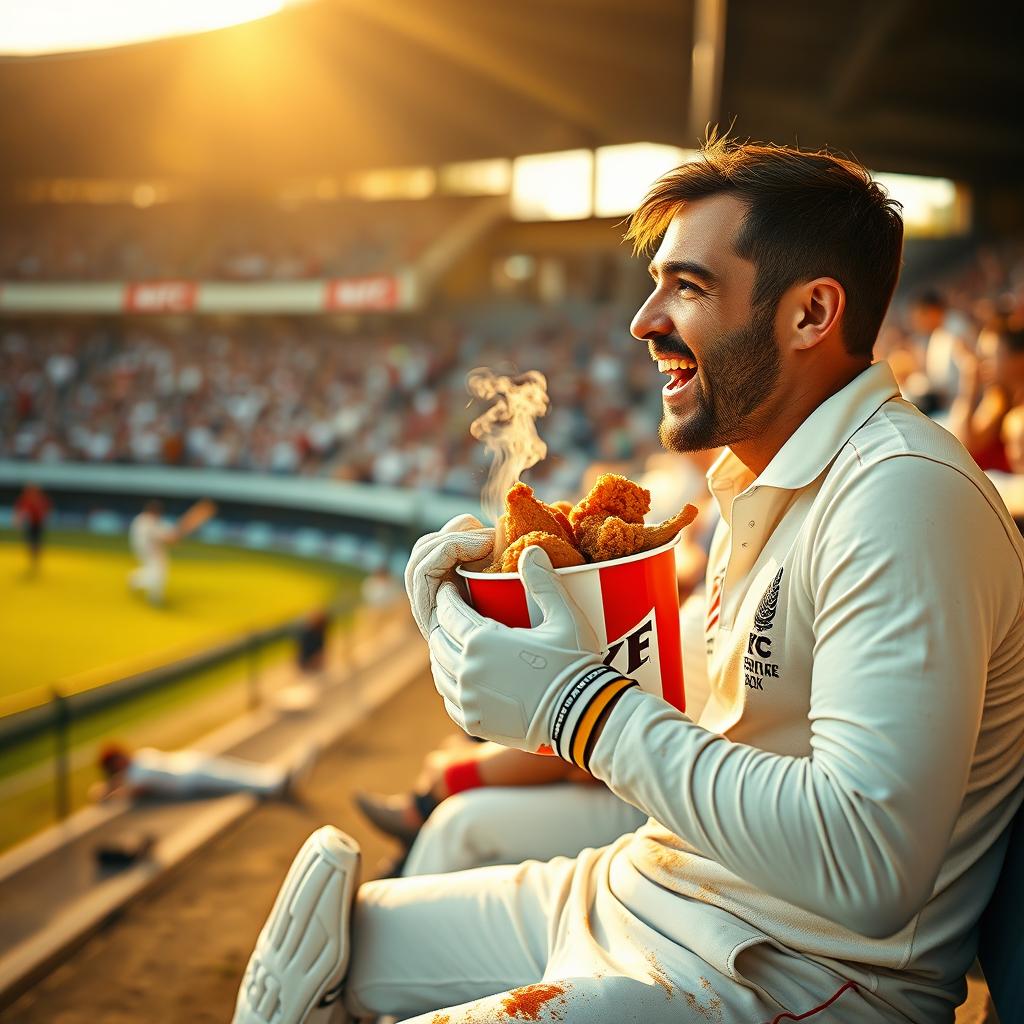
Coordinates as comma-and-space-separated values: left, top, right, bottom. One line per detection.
459, 536, 685, 714
603, 611, 656, 678
123, 281, 197, 313
324, 275, 399, 311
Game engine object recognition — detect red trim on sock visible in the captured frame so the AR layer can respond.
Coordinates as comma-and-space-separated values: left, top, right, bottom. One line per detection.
764, 981, 858, 1023
442, 759, 484, 795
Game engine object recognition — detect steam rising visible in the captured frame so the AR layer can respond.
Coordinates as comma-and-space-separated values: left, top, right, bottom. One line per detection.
467, 368, 550, 534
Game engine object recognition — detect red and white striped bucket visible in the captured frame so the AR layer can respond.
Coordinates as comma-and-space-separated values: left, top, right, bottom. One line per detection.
457, 534, 685, 713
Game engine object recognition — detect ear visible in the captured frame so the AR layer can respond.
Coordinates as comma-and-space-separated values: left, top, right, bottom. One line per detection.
781, 277, 846, 352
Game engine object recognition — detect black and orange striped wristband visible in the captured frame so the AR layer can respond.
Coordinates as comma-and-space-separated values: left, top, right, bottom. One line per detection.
550, 666, 638, 770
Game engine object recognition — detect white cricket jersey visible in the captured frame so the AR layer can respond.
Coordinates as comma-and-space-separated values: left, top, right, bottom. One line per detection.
591, 361, 1024, 1019
130, 512, 172, 564
124, 748, 206, 796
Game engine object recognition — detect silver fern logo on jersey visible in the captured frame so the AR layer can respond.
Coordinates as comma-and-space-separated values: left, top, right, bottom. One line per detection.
753, 567, 784, 632
744, 567, 784, 692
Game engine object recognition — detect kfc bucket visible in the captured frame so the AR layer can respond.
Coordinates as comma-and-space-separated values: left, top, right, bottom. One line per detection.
457, 532, 685, 714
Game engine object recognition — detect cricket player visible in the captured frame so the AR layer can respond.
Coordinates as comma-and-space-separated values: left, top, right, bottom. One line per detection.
13, 482, 51, 574
128, 497, 214, 605
233, 140, 1024, 1023
387, 597, 709, 877
92, 742, 315, 801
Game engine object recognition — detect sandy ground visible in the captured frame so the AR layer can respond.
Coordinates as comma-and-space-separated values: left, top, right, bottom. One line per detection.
4, 667, 996, 1023
6, 669, 453, 1024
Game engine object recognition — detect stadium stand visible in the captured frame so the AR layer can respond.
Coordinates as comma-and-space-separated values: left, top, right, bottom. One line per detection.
0, 197, 477, 282
3, 238, 1023, 505
0, 307, 666, 501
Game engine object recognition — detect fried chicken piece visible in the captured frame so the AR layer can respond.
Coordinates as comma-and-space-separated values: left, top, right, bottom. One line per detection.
570, 516, 605, 561
486, 477, 690, 570
578, 517, 645, 561
544, 504, 577, 545
578, 504, 701, 562
637, 503, 699, 552
549, 500, 574, 517
569, 473, 651, 530
497, 531, 586, 572
502, 483, 576, 550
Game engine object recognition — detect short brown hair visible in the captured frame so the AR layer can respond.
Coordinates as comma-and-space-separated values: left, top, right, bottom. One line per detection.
626, 135, 904, 359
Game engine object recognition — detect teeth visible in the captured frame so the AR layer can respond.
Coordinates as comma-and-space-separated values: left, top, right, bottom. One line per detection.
656, 357, 696, 372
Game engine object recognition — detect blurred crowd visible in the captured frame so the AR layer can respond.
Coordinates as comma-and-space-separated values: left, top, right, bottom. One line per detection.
878, 240, 1024, 485
3, 239, 1024, 516
0, 309, 665, 503
0, 199, 460, 281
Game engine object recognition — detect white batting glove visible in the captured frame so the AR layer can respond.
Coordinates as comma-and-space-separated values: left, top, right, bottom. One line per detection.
405, 514, 495, 641
428, 546, 638, 767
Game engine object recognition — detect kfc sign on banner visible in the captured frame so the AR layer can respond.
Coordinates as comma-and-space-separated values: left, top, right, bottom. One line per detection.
123, 281, 197, 313
324, 275, 399, 312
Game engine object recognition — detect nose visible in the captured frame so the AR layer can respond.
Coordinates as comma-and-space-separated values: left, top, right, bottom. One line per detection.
630, 292, 672, 344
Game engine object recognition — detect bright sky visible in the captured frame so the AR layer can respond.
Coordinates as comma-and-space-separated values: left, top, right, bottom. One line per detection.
0, 0, 290, 56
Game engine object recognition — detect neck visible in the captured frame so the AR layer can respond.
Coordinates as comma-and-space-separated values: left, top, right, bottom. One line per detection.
729, 361, 870, 476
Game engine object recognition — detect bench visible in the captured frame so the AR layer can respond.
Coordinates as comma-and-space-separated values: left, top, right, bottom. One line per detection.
978, 801, 1024, 1022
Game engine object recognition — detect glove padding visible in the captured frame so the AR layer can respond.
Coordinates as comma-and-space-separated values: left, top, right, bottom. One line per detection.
405, 514, 494, 641
429, 545, 637, 766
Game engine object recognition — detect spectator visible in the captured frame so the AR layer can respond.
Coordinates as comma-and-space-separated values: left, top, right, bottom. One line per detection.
948, 320, 1024, 472
910, 288, 971, 408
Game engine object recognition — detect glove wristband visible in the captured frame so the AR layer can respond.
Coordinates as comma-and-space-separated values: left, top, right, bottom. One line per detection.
442, 758, 485, 795
550, 665, 638, 770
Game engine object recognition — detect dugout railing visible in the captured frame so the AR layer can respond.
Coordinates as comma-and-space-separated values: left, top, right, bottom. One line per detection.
3, 600, 358, 827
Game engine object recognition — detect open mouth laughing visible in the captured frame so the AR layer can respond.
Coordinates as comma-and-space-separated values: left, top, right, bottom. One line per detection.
653, 351, 698, 397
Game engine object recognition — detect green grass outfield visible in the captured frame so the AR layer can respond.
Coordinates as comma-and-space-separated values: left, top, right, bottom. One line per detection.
0, 530, 357, 715
0, 530, 362, 852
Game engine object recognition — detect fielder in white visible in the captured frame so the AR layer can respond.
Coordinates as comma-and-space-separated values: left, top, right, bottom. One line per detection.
233, 140, 1024, 1023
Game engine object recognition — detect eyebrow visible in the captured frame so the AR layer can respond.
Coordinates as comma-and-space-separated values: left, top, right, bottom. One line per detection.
647, 259, 718, 287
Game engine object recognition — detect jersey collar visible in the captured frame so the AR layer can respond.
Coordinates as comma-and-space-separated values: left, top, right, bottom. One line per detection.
708, 361, 902, 496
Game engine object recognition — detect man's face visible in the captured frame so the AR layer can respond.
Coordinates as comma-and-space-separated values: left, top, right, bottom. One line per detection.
630, 195, 781, 453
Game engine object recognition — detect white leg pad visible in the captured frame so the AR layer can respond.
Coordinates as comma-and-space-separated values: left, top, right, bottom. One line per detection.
234, 826, 360, 1024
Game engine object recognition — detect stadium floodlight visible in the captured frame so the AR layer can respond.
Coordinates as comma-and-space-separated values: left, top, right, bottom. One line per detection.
440, 159, 512, 197
347, 166, 436, 201
0, 0, 294, 56
512, 150, 593, 222
872, 172, 969, 238
595, 144, 698, 218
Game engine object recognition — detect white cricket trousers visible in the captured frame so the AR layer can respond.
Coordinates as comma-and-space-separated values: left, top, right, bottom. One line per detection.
401, 783, 647, 877
130, 557, 167, 603
346, 836, 889, 1023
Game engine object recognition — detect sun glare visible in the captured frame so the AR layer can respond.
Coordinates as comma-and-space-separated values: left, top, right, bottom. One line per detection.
0, 0, 290, 56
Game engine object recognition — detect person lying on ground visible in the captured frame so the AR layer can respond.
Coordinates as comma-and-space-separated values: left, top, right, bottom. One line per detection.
90, 741, 315, 802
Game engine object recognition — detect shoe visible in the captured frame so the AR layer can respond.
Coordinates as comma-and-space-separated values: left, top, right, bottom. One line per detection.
94, 831, 155, 869
233, 826, 360, 1024
353, 791, 421, 846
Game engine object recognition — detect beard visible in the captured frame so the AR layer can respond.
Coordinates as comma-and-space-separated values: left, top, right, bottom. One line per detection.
658, 301, 781, 453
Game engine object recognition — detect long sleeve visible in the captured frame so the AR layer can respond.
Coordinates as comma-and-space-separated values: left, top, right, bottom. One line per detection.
588, 455, 1017, 938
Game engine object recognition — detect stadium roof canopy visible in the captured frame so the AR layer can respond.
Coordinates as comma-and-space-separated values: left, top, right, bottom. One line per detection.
0, 0, 1019, 193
